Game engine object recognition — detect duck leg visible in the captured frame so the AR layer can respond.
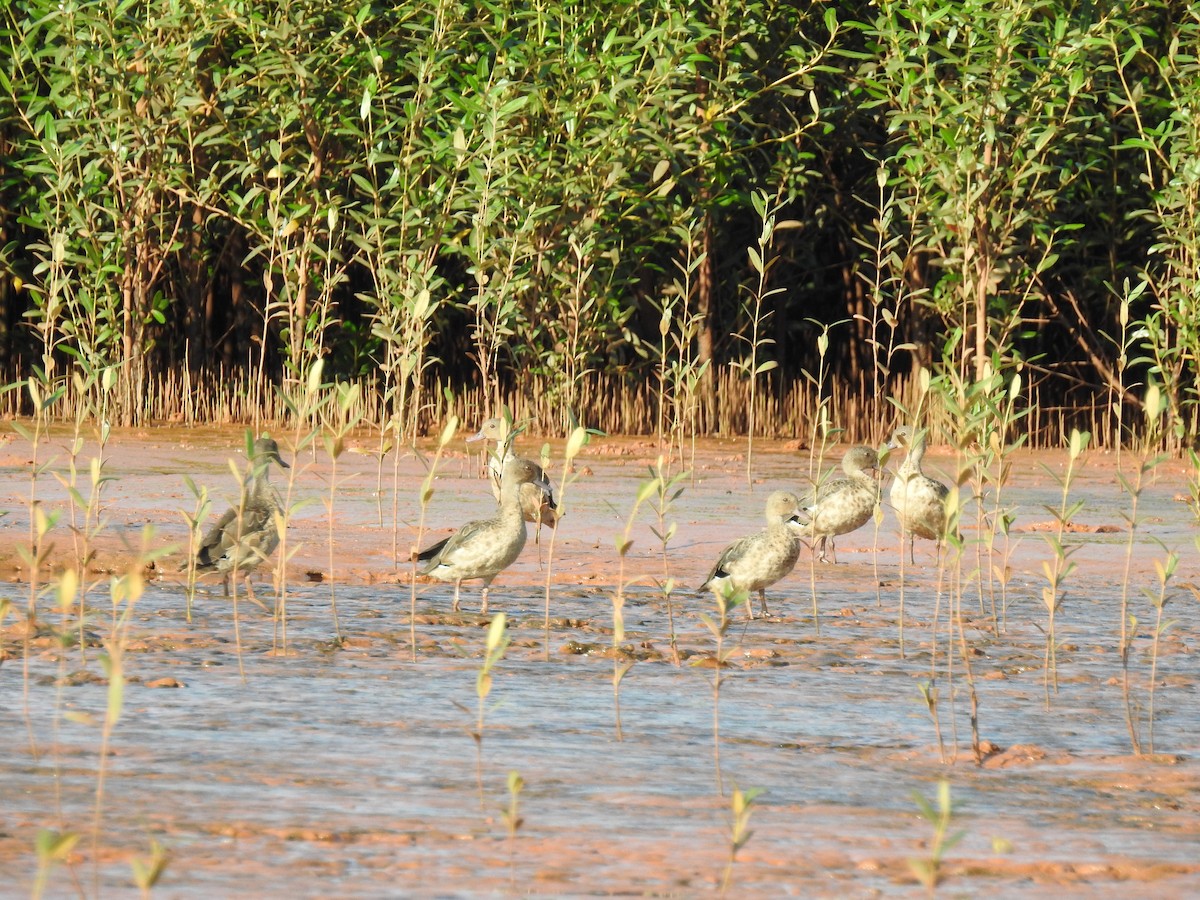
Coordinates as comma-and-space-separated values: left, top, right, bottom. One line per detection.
241, 575, 270, 612
816, 537, 831, 564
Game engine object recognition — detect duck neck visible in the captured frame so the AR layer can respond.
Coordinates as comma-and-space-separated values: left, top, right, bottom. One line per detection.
853, 468, 879, 491
499, 483, 527, 518
772, 519, 802, 546
489, 441, 516, 479
901, 439, 926, 474
246, 464, 277, 503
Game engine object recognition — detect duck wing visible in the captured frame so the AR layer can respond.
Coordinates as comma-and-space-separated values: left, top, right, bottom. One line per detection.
414, 534, 452, 563
196, 501, 279, 571
195, 507, 240, 571
701, 533, 756, 589
418, 515, 498, 573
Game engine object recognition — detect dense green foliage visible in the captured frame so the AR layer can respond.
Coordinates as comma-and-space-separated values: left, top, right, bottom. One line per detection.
1, 0, 1197, 445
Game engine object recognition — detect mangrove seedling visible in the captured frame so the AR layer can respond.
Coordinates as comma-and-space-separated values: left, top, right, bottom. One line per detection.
721, 783, 765, 896
697, 582, 748, 794
472, 612, 511, 802
907, 779, 965, 894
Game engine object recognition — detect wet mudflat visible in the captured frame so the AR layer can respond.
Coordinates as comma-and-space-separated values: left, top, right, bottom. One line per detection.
2, 430, 1199, 897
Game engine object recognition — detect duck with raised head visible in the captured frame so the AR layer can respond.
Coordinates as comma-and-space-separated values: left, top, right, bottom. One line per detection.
467, 417, 558, 530
416, 457, 551, 614
799, 445, 881, 564
887, 425, 950, 562
700, 491, 804, 620
190, 436, 289, 604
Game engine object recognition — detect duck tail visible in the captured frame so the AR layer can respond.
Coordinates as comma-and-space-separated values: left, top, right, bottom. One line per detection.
413, 535, 451, 564
192, 546, 218, 572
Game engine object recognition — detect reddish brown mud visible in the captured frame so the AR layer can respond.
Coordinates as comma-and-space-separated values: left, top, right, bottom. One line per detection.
1, 428, 1198, 896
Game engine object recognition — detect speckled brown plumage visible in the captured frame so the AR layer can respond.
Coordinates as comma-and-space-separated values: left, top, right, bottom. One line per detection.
800, 446, 881, 563
191, 436, 289, 604
700, 491, 804, 620
417, 457, 551, 613
887, 425, 950, 562
467, 417, 558, 530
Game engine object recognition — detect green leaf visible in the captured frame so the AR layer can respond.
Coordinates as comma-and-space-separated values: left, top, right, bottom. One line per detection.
747, 246, 763, 274
306, 359, 325, 396
635, 478, 660, 506
36, 829, 80, 860
103, 650, 124, 727
565, 426, 588, 459
485, 612, 508, 654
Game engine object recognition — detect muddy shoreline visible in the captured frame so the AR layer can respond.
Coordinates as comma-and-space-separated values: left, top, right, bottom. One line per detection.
2, 428, 1199, 896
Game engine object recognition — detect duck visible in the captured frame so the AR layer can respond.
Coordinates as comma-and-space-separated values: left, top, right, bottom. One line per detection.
799, 445, 881, 563
887, 425, 950, 562
700, 491, 804, 620
416, 457, 551, 613
467, 417, 558, 531
190, 436, 289, 604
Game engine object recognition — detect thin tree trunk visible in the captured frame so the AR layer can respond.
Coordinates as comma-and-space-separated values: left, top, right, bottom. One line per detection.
904, 250, 934, 376
121, 225, 137, 425
974, 249, 990, 382
842, 252, 867, 389
226, 231, 247, 371
696, 212, 716, 434
185, 204, 206, 373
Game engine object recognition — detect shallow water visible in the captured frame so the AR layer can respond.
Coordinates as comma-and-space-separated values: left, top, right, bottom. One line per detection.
3, 433, 1200, 896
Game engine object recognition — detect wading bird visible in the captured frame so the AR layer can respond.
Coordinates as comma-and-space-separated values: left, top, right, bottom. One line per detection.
416, 457, 552, 614
887, 425, 950, 563
799, 445, 881, 564
467, 416, 558, 531
189, 436, 289, 605
700, 491, 805, 620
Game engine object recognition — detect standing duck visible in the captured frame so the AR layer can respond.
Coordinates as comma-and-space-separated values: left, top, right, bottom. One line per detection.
467, 417, 558, 531
416, 457, 551, 614
799, 445, 881, 563
700, 491, 804, 620
191, 436, 289, 603
887, 425, 950, 562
